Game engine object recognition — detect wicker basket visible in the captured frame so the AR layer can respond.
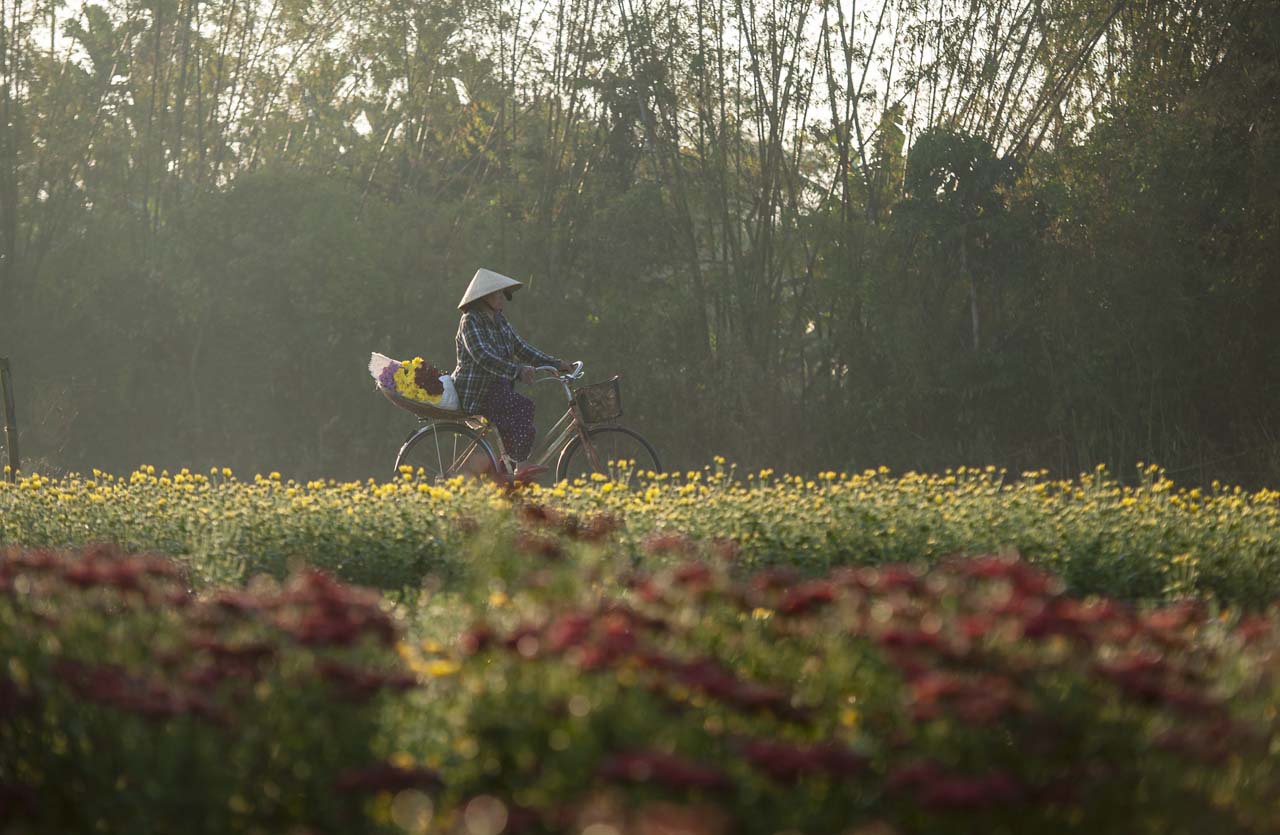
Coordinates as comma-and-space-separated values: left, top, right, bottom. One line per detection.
575, 376, 623, 423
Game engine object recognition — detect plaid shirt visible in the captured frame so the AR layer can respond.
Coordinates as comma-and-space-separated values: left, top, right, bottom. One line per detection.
452, 310, 561, 414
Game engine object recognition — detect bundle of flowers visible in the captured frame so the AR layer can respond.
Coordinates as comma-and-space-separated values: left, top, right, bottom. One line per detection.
369, 352, 458, 410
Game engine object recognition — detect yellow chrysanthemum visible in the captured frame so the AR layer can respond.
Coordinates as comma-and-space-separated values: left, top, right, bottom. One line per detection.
392, 357, 443, 404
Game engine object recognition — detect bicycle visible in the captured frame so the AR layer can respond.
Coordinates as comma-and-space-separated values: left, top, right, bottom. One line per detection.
386, 361, 661, 484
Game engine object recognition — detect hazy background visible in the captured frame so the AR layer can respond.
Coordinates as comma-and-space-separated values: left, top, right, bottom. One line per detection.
0, 0, 1276, 483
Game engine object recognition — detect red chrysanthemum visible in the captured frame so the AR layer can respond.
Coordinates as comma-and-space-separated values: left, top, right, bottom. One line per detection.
413, 363, 445, 396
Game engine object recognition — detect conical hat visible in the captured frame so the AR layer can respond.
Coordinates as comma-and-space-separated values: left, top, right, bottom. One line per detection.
458, 268, 523, 309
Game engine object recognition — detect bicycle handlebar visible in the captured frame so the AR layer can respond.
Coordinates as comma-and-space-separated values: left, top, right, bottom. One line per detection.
532, 360, 584, 383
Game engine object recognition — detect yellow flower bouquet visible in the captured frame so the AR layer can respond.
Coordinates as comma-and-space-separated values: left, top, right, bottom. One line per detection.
369, 353, 459, 411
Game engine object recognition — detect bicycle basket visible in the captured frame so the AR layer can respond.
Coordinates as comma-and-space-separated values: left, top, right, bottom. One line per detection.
575, 376, 623, 423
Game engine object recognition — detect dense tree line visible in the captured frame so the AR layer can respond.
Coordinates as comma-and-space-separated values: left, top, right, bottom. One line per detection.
0, 0, 1275, 483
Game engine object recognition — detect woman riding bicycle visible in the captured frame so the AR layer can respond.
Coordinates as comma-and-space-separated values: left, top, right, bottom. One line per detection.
453, 268, 573, 482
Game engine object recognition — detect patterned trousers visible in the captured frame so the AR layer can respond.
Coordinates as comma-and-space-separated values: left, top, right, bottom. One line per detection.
478, 380, 536, 461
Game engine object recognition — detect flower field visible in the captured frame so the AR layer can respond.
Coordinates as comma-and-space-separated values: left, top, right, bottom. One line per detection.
3, 464, 1280, 833
3, 463, 1279, 604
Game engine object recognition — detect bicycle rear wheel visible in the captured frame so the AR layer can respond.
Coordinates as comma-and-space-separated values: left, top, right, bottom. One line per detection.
556, 426, 661, 485
395, 422, 499, 483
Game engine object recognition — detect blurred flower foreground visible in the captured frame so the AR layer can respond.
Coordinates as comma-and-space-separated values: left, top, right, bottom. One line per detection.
1, 466, 1280, 833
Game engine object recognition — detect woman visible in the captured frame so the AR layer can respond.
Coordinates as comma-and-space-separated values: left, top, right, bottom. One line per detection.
452, 268, 573, 482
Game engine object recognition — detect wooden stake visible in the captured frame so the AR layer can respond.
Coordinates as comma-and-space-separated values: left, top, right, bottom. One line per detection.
1, 357, 17, 481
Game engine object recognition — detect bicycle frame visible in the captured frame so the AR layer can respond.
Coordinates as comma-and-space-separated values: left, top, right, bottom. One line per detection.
511, 363, 603, 472
398, 362, 602, 477
525, 398, 602, 473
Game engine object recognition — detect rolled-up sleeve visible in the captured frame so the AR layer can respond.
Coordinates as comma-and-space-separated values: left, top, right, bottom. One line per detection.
461, 314, 522, 380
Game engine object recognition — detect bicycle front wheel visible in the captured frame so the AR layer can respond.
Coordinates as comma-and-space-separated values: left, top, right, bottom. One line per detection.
395, 422, 499, 483
556, 426, 661, 485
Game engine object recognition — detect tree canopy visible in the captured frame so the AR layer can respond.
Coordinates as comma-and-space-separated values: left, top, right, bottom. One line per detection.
0, 0, 1276, 483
